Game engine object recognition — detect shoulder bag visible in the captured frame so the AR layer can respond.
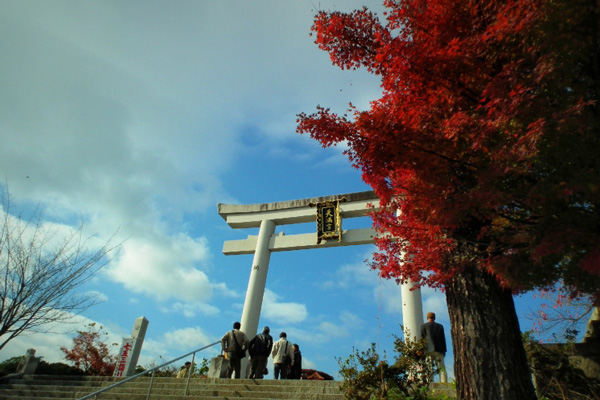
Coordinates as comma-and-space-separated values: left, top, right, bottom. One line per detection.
283, 341, 292, 365
231, 330, 246, 359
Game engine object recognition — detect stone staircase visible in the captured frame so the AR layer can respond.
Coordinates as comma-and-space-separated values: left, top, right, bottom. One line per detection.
0, 375, 345, 400
0, 375, 456, 399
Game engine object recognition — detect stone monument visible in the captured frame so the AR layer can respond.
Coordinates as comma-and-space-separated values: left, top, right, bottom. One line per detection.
113, 316, 149, 377
16, 348, 39, 375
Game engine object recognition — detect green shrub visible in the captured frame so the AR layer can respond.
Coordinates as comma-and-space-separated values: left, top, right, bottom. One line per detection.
337, 333, 436, 400
36, 360, 85, 376
0, 357, 21, 377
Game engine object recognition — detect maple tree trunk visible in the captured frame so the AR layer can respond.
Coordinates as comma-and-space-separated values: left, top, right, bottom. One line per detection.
446, 265, 536, 400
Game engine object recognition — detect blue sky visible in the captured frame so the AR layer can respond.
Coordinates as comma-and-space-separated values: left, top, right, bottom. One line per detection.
0, 0, 580, 380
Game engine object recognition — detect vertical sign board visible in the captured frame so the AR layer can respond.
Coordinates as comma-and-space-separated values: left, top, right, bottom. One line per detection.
127, 316, 149, 377
313, 199, 344, 244
113, 337, 135, 377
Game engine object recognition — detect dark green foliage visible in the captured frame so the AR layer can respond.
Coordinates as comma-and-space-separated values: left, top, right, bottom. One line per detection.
0, 357, 20, 377
195, 358, 209, 376
35, 360, 85, 376
134, 365, 146, 375
0, 356, 85, 377
148, 364, 178, 377
337, 334, 436, 400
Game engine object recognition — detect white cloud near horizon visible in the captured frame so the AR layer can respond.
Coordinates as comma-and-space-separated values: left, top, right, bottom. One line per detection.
0, 314, 124, 365
1, 317, 218, 369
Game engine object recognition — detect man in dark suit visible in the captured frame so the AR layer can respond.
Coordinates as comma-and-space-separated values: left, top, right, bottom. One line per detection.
248, 326, 273, 379
421, 312, 448, 383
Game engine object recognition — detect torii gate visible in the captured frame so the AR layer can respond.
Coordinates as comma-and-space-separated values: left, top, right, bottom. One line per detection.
218, 190, 424, 345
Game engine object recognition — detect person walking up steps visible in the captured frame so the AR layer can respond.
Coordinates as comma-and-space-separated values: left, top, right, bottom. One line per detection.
221, 321, 249, 379
271, 332, 293, 379
421, 312, 448, 383
288, 343, 302, 379
248, 326, 273, 379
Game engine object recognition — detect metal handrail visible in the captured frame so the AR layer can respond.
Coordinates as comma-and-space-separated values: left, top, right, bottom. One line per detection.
77, 340, 221, 400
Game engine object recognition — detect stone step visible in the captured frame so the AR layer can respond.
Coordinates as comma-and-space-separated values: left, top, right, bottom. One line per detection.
0, 397, 343, 400
0, 375, 456, 399
0, 393, 343, 399
0, 376, 345, 400
3, 376, 340, 386
0, 387, 343, 398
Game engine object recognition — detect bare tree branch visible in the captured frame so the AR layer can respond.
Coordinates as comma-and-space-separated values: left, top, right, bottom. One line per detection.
0, 188, 120, 351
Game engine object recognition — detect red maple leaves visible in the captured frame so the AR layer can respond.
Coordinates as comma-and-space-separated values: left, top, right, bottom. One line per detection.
61, 323, 118, 376
298, 0, 600, 297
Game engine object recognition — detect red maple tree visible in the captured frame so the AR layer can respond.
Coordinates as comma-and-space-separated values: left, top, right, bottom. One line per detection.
61, 323, 118, 376
298, 1, 599, 399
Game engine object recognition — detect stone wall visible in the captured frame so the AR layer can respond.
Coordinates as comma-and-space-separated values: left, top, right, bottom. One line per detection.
569, 307, 600, 379
539, 307, 600, 380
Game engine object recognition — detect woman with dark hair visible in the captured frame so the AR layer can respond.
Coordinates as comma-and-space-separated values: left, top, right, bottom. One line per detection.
288, 343, 302, 379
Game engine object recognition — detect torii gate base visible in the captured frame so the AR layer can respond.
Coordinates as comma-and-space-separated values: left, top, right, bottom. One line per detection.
218, 191, 424, 365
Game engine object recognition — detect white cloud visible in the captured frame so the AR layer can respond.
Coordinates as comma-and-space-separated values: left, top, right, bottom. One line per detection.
317, 310, 362, 339
377, 279, 405, 315
262, 289, 308, 325
318, 321, 346, 338
321, 257, 379, 290
85, 290, 109, 303
283, 310, 364, 347
163, 327, 214, 350
105, 236, 218, 304
300, 356, 316, 371
161, 302, 219, 319
339, 310, 363, 328
422, 286, 449, 322
0, 332, 73, 365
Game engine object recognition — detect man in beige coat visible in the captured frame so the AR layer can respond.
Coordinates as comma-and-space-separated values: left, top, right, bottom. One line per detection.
271, 332, 294, 379
221, 321, 249, 379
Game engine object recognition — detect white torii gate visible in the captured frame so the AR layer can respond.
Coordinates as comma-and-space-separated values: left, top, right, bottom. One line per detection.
218, 190, 424, 347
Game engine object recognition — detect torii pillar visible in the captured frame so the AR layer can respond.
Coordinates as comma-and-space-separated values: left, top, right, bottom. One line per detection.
240, 219, 275, 340
218, 191, 424, 347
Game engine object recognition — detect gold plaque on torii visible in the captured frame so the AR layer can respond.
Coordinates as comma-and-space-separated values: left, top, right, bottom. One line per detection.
310, 198, 345, 244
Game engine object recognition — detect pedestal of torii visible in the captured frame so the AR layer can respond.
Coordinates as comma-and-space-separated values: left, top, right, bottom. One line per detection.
218, 190, 424, 345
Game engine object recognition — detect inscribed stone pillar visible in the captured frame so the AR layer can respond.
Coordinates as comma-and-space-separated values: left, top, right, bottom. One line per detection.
126, 316, 149, 376
16, 348, 39, 374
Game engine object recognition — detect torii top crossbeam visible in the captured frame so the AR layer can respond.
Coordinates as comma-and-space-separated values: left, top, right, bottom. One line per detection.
218, 190, 380, 255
